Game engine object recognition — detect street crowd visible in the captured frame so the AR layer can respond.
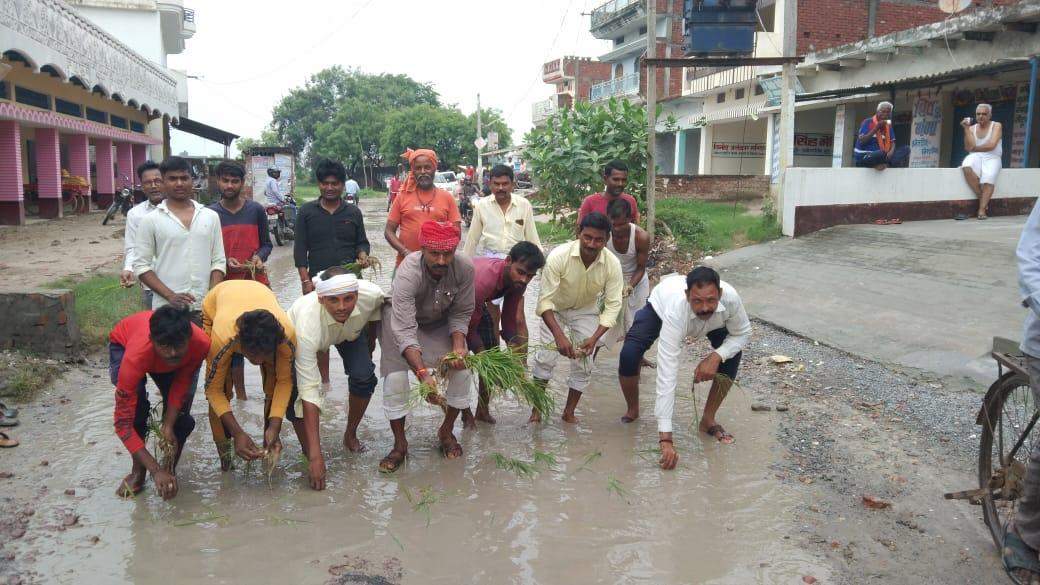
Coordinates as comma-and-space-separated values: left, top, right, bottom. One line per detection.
105, 146, 751, 500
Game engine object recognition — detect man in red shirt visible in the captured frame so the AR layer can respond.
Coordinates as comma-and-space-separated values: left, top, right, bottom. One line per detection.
461, 241, 545, 425
577, 160, 641, 227
109, 305, 210, 500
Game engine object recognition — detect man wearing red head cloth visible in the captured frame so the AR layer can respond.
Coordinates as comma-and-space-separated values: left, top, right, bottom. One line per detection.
376, 220, 475, 472
384, 149, 462, 267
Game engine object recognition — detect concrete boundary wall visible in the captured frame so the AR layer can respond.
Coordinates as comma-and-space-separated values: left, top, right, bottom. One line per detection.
657, 174, 769, 201
781, 168, 1040, 236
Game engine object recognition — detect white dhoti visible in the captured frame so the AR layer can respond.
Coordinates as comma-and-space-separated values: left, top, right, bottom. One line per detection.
377, 309, 473, 421
962, 152, 1002, 185
531, 305, 601, 392
605, 274, 650, 347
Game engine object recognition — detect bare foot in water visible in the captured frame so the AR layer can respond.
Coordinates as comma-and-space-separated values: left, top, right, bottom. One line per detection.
460, 408, 476, 430
561, 411, 578, 424
475, 406, 496, 425
343, 431, 366, 453
528, 408, 542, 424
438, 429, 463, 459
116, 469, 146, 498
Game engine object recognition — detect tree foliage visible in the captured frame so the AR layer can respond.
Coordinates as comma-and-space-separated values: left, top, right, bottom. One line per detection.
524, 99, 649, 220
267, 66, 511, 176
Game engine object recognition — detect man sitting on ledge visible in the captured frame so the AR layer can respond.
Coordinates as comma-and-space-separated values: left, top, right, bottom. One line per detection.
854, 101, 910, 170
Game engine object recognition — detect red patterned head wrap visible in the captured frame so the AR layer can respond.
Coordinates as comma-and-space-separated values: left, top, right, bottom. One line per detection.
419, 221, 461, 252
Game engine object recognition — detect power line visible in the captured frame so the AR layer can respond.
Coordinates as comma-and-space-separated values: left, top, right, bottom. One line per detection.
508, 0, 579, 117
205, 0, 378, 86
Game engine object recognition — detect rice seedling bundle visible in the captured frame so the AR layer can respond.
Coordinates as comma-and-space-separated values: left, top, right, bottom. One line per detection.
146, 405, 175, 472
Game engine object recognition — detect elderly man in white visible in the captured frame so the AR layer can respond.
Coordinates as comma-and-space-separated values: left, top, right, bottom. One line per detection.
287, 268, 384, 491
617, 266, 751, 470
960, 102, 1004, 220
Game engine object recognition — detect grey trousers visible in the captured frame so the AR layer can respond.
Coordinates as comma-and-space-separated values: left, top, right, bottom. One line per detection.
1017, 355, 1040, 549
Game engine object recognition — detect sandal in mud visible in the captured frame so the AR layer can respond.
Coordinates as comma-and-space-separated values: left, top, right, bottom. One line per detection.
1003, 527, 1040, 584
378, 450, 407, 474
0, 414, 17, 428
438, 436, 463, 459
0, 402, 18, 419
705, 424, 735, 444
0, 432, 18, 448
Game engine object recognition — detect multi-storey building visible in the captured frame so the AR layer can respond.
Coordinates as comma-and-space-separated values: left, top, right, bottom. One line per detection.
533, 57, 613, 127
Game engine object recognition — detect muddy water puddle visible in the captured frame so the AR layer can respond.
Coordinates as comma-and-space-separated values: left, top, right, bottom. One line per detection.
9, 200, 829, 584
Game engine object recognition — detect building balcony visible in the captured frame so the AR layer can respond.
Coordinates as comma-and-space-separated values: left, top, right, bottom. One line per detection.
590, 73, 640, 103
591, 0, 643, 37
543, 58, 566, 82
532, 98, 558, 125
157, 1, 195, 54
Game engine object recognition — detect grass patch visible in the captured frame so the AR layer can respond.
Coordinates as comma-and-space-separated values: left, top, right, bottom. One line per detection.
655, 198, 781, 254
0, 351, 65, 401
536, 220, 572, 246
294, 184, 383, 203
45, 274, 140, 348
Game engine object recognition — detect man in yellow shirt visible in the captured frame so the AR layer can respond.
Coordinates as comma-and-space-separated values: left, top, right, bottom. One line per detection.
463, 164, 541, 258
202, 280, 299, 471
287, 268, 384, 490
531, 212, 623, 424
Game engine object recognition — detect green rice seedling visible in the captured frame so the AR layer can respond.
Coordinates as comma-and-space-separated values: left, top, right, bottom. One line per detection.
403, 485, 441, 527
447, 347, 555, 418
220, 438, 237, 471
263, 443, 282, 481
390, 531, 405, 552
607, 475, 630, 502
341, 256, 383, 279
270, 515, 310, 526
636, 446, 663, 465
574, 450, 603, 473
406, 380, 443, 409
491, 453, 539, 479
145, 405, 175, 472
173, 510, 229, 527
533, 450, 558, 470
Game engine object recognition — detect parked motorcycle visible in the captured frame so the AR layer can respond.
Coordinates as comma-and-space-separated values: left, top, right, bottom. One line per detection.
458, 179, 479, 227
102, 181, 137, 225
267, 194, 297, 246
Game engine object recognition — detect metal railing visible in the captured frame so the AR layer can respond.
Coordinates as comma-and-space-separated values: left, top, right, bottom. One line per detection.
532, 98, 558, 123
183, 8, 195, 23
591, 0, 642, 28
590, 73, 640, 102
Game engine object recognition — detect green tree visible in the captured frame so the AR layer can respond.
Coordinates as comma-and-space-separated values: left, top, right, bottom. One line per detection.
380, 104, 473, 170
524, 98, 650, 220
270, 66, 440, 166
234, 127, 280, 159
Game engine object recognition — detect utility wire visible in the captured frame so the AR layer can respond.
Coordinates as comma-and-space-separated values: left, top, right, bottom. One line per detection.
508, 0, 579, 117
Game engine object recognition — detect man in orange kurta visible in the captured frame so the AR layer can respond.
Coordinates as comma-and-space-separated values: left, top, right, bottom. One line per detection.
384, 148, 461, 266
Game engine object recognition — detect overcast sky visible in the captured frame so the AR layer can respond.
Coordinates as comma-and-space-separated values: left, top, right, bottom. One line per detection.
168, 0, 612, 157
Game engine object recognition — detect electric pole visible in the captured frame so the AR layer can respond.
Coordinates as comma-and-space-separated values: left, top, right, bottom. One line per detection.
476, 93, 483, 172
777, 0, 798, 221
645, 0, 657, 239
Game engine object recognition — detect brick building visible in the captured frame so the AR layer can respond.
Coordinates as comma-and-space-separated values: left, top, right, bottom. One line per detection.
533, 57, 613, 126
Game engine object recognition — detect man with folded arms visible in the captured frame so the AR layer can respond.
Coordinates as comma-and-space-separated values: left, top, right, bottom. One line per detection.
288, 269, 384, 490
378, 221, 474, 472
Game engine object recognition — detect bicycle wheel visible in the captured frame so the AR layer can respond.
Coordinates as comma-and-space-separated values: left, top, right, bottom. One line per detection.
979, 370, 1037, 548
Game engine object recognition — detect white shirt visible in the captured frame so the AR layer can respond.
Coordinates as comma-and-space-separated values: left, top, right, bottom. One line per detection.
1018, 200, 1040, 358
287, 281, 385, 413
345, 179, 360, 195
132, 199, 227, 311
650, 274, 752, 433
122, 199, 160, 273
463, 194, 541, 257
264, 177, 284, 205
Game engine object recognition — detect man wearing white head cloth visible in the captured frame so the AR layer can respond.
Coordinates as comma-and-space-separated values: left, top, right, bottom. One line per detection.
287, 267, 385, 490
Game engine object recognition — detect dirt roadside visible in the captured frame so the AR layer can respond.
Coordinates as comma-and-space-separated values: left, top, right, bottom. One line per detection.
0, 211, 127, 292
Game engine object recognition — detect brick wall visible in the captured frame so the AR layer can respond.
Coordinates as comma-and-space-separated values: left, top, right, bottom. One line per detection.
798, 0, 1022, 54
657, 174, 771, 201
0, 289, 81, 357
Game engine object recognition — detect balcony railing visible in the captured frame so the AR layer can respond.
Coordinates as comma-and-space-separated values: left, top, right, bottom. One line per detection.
183, 8, 195, 23
590, 73, 640, 102
532, 98, 558, 123
591, 0, 641, 28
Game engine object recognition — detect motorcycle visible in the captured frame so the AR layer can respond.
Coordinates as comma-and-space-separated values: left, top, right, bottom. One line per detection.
458, 180, 479, 227
102, 180, 138, 225
266, 194, 297, 246
345, 191, 358, 206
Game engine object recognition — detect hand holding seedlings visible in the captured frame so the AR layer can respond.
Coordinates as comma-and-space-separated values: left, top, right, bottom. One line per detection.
151, 467, 178, 500
694, 352, 723, 383
553, 332, 577, 359
233, 430, 265, 461
307, 454, 326, 491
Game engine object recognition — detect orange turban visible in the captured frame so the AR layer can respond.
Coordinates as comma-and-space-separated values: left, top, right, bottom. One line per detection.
419, 221, 460, 251
400, 148, 440, 195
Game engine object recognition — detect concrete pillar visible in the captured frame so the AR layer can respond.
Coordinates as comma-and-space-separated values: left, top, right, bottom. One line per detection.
0, 121, 25, 225
698, 123, 713, 175
34, 128, 62, 219
147, 119, 164, 162
94, 138, 115, 208
115, 142, 134, 190
132, 143, 148, 172
67, 134, 91, 212
674, 130, 687, 175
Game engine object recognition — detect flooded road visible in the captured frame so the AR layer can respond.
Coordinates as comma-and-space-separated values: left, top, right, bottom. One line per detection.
6, 199, 834, 584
